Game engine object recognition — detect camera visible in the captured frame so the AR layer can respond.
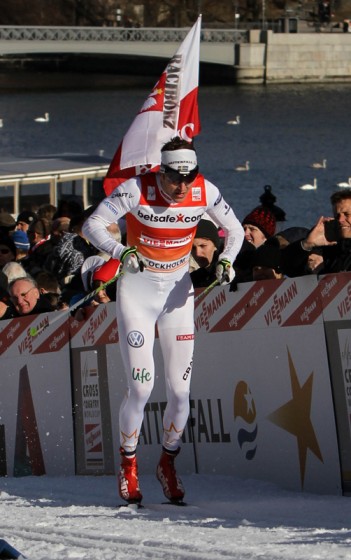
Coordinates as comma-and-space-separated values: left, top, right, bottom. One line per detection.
324, 220, 340, 242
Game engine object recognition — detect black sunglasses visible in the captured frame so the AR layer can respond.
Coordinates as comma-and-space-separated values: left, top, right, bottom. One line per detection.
163, 166, 199, 185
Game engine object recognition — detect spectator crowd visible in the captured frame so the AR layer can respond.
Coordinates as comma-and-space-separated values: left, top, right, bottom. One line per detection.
1, 183, 351, 321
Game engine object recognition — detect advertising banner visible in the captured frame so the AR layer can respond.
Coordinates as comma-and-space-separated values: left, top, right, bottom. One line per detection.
0, 273, 345, 496
191, 277, 341, 495
318, 272, 351, 493
0, 313, 74, 476
195, 275, 323, 334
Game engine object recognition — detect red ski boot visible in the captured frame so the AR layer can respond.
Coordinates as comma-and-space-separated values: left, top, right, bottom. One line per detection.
118, 447, 143, 504
156, 447, 185, 504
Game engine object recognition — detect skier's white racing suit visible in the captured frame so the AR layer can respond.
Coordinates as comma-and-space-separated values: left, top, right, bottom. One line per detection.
82, 172, 244, 453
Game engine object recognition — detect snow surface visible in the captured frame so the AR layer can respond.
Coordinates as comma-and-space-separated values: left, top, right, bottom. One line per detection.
0, 473, 350, 559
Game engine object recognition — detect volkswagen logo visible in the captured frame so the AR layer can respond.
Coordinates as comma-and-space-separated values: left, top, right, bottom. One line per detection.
127, 331, 144, 347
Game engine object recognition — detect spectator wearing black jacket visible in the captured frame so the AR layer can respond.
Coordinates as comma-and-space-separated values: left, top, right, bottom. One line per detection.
281, 189, 351, 276
190, 219, 221, 288
234, 206, 277, 283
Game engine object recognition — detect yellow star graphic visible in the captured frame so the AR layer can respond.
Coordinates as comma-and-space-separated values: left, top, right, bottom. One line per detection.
163, 422, 183, 445
120, 429, 139, 450
267, 347, 323, 488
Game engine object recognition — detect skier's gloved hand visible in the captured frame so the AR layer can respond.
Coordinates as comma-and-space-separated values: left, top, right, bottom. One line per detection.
121, 246, 145, 273
215, 258, 235, 285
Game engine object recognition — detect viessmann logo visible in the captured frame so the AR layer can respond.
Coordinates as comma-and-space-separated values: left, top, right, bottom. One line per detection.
137, 209, 201, 224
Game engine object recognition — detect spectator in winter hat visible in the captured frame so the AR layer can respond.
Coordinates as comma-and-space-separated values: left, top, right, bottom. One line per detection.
11, 230, 30, 262
190, 219, 222, 288
242, 206, 276, 248
232, 207, 276, 284
0, 211, 16, 236
16, 210, 38, 233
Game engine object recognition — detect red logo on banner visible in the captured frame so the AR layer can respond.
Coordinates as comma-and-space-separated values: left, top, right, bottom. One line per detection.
32, 324, 69, 354
282, 285, 323, 326
0, 316, 33, 355
318, 273, 351, 316
210, 282, 278, 332
95, 318, 119, 346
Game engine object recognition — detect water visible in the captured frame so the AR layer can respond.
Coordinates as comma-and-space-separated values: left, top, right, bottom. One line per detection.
0, 80, 350, 229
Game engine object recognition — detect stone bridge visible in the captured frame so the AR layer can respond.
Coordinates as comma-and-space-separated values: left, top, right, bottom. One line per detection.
0, 26, 249, 67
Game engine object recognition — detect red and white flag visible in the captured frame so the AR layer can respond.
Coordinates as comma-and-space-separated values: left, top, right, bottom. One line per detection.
103, 16, 202, 196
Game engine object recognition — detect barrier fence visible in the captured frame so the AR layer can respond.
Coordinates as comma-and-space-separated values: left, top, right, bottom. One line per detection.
1, 273, 351, 496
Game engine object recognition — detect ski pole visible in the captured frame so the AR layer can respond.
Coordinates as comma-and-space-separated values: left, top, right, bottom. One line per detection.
29, 269, 124, 337
193, 279, 219, 304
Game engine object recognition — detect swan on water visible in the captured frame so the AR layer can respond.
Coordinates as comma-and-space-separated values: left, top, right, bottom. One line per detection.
235, 160, 249, 171
34, 112, 49, 122
299, 178, 317, 190
311, 159, 327, 169
337, 177, 351, 188
227, 116, 240, 125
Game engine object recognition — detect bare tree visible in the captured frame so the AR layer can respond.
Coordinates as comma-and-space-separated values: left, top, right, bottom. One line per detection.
67, 0, 117, 26
0, 0, 117, 26
138, 0, 201, 27
0, 0, 72, 25
0, 0, 346, 27
142, 0, 162, 26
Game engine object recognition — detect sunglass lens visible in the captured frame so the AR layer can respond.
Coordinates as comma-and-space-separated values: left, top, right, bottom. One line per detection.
165, 166, 198, 184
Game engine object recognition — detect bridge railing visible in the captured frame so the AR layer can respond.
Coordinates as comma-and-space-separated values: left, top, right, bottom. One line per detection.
0, 25, 248, 44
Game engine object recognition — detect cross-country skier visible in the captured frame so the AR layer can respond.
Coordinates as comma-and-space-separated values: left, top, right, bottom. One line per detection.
82, 137, 244, 505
